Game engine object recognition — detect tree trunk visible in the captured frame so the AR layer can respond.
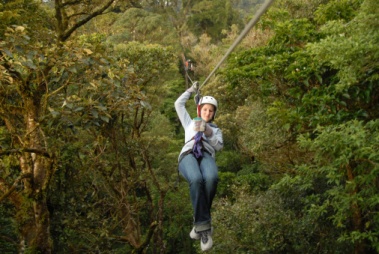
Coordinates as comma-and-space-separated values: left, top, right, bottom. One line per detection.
346, 162, 365, 254
19, 100, 53, 253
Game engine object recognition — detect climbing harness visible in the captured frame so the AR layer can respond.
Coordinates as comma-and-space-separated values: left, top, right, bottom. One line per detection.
192, 132, 204, 159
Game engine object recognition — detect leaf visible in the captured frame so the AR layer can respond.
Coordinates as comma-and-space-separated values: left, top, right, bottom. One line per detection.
342, 93, 350, 99
83, 48, 93, 55
68, 67, 77, 73
283, 123, 291, 131
48, 107, 60, 118
65, 103, 74, 109
95, 105, 107, 111
339, 100, 347, 107
15, 26, 25, 32
100, 115, 110, 123
2, 49, 13, 58
140, 100, 152, 110
90, 82, 98, 88
23, 60, 37, 69
74, 107, 84, 112
91, 109, 99, 118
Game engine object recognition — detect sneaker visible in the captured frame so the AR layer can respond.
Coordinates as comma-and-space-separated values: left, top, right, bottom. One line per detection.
189, 227, 201, 240
200, 229, 213, 251
189, 227, 213, 240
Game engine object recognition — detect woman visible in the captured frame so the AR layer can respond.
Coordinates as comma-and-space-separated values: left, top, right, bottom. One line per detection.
174, 83, 223, 251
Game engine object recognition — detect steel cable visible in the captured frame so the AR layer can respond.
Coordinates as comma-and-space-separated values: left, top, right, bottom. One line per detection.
199, 0, 275, 89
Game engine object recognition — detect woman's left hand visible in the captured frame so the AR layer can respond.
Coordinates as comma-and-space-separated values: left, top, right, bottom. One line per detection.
204, 124, 213, 137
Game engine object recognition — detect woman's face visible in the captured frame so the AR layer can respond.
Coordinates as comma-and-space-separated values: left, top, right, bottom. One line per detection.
200, 104, 215, 122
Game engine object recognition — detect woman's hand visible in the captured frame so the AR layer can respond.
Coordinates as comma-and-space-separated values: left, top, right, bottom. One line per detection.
186, 81, 199, 93
204, 124, 213, 137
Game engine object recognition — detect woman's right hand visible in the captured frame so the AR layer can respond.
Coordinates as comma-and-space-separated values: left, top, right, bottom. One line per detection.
186, 81, 199, 93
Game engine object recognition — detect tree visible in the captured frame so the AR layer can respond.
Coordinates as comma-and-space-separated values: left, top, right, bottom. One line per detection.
298, 120, 379, 253
210, 0, 379, 252
296, 0, 379, 252
107, 8, 178, 46
187, 0, 243, 41
0, 0, 138, 252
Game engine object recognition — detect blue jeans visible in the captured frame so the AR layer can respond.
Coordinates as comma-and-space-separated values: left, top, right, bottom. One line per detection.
179, 152, 219, 232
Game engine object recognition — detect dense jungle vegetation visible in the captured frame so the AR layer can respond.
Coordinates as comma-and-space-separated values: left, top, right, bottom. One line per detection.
0, 0, 378, 253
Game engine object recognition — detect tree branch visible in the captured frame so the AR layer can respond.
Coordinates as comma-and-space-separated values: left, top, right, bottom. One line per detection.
0, 173, 33, 203
135, 221, 158, 253
61, 0, 82, 7
59, 0, 116, 42
0, 148, 51, 158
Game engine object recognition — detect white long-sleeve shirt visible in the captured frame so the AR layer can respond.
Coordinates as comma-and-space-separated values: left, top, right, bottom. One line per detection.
175, 91, 223, 162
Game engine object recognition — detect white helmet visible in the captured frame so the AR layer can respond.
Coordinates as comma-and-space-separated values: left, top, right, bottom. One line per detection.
198, 96, 218, 120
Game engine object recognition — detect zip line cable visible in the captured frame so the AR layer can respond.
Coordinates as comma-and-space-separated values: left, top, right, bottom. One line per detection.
199, 0, 275, 89
186, 71, 194, 84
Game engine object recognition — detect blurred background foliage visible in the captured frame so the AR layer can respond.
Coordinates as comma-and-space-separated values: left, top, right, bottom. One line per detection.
1, 0, 378, 253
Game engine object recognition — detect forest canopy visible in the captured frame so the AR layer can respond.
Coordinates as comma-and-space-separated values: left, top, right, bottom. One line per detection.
1, 0, 378, 253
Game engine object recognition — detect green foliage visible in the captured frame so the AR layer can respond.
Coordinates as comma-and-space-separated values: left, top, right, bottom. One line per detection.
1, 9, 171, 252
215, 0, 379, 253
44, 35, 181, 253
236, 163, 272, 192
114, 41, 177, 87
269, 174, 354, 254
237, 100, 290, 156
162, 182, 197, 254
0, 1, 53, 48
212, 187, 352, 254
217, 172, 236, 198
187, 0, 243, 41
0, 0, 43, 35
0, 202, 17, 253
298, 120, 379, 251
273, 0, 329, 20
2, 0, 379, 253
108, 8, 178, 46
269, 18, 318, 48
306, 0, 379, 123
216, 150, 249, 173
233, 0, 266, 20
223, 18, 319, 106
314, 0, 361, 25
